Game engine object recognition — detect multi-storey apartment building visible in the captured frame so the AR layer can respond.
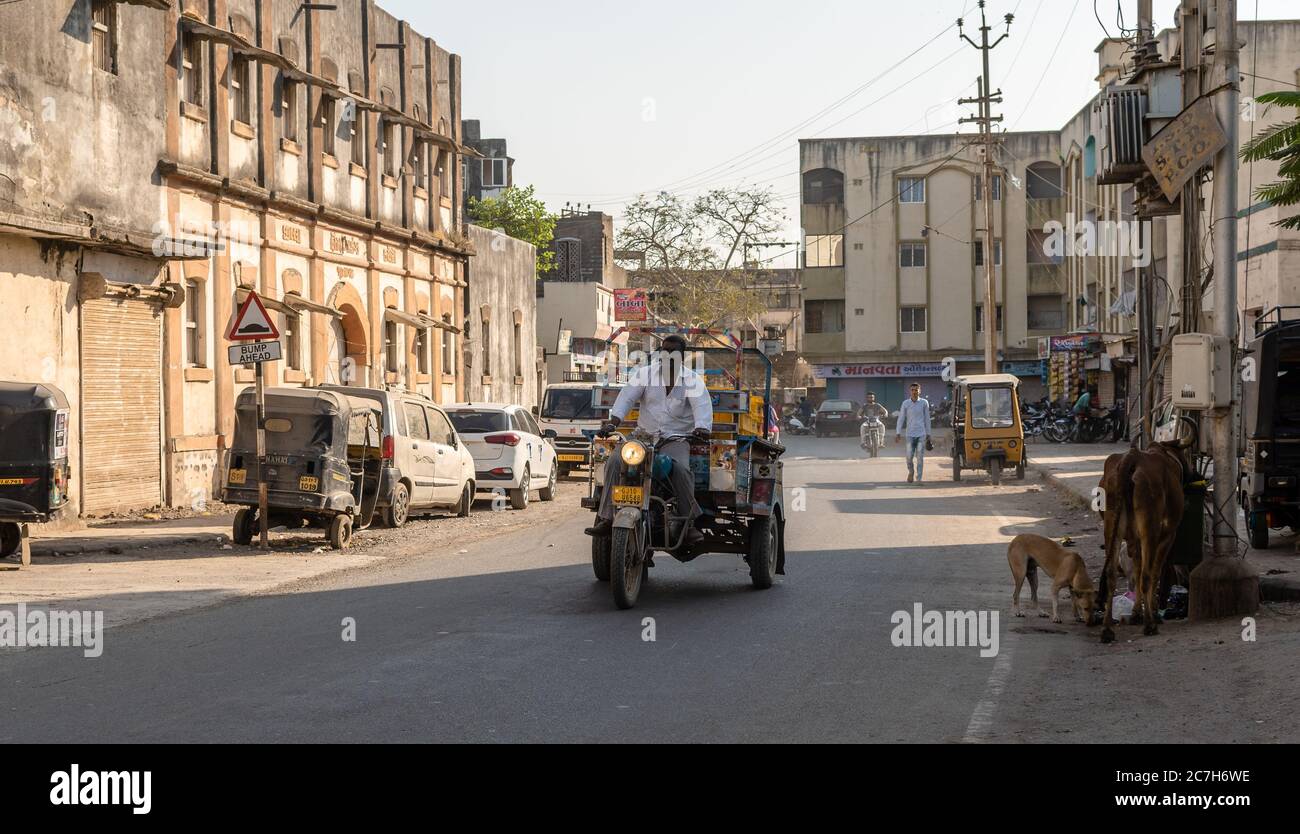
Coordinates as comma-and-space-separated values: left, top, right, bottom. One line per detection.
800, 17, 1300, 410
0, 0, 473, 516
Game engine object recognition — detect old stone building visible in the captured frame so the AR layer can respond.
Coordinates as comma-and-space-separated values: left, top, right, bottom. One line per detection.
0, 0, 474, 517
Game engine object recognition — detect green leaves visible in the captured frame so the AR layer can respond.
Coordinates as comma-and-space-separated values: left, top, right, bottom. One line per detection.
1241, 90, 1300, 231
467, 185, 559, 275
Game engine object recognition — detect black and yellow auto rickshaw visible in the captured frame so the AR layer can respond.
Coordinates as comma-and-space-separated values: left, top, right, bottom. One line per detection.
222, 388, 381, 549
950, 373, 1026, 486
0, 382, 72, 568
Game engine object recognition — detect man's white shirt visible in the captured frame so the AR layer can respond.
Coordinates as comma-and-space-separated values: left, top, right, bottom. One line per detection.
896, 397, 932, 438
610, 361, 712, 437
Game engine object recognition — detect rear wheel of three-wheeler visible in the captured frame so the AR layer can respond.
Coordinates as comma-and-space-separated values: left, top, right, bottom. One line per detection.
1248, 509, 1270, 551
232, 508, 256, 546
610, 526, 645, 610
0, 522, 19, 558
748, 516, 778, 590
383, 482, 410, 528
1015, 459, 1026, 480
952, 452, 962, 482
989, 458, 1002, 486
591, 534, 611, 582
328, 514, 353, 550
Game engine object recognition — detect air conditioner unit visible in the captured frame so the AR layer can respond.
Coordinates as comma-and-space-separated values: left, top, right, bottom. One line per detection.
1095, 85, 1148, 184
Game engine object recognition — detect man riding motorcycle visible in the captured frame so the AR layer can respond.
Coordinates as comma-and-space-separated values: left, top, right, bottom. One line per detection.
859, 391, 888, 451
584, 334, 712, 548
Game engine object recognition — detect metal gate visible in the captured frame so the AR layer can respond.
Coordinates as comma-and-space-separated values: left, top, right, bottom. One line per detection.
80, 297, 163, 515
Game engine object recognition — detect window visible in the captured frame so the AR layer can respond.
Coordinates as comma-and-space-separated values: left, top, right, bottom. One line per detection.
973, 239, 1003, 267
91, 1, 116, 74
969, 387, 1015, 429
412, 140, 427, 190
1028, 295, 1065, 330
351, 111, 366, 166
481, 157, 507, 188
900, 306, 927, 333
1027, 162, 1063, 199
441, 313, 454, 373
230, 56, 251, 124
805, 300, 845, 334
415, 320, 430, 374
184, 280, 204, 366
281, 80, 299, 142
437, 150, 450, 195
384, 319, 399, 373
320, 97, 337, 156
802, 168, 844, 204
806, 234, 844, 268
1026, 229, 1061, 265
898, 177, 926, 203
284, 311, 303, 371
481, 318, 491, 376
899, 242, 927, 268
403, 403, 430, 440
513, 320, 522, 378
425, 407, 453, 445
182, 35, 204, 107
974, 174, 1003, 201
975, 303, 1004, 332
382, 119, 398, 177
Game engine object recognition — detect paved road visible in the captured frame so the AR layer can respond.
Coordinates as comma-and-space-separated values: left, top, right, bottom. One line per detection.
2, 436, 1292, 742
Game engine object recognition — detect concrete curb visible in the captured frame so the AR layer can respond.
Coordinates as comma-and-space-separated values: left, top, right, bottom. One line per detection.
1030, 464, 1091, 509
27, 532, 231, 559
1260, 575, 1300, 603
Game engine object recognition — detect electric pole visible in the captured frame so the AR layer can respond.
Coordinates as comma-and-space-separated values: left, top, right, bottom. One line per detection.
959, 3, 1014, 375
1190, 0, 1260, 618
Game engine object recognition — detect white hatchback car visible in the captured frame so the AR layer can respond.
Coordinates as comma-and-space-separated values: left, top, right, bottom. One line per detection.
445, 404, 558, 510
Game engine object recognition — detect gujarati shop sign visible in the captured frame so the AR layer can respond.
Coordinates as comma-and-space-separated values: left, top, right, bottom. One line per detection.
1048, 333, 1101, 353
815, 363, 946, 379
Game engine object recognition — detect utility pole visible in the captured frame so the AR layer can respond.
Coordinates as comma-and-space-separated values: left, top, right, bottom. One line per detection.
959, 2, 1014, 375
1136, 0, 1157, 446
1190, 0, 1260, 618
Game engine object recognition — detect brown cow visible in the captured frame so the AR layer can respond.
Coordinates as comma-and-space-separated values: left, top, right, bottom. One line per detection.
1098, 442, 1187, 643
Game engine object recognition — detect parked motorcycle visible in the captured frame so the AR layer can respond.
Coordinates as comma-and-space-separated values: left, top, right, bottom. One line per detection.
784, 415, 813, 436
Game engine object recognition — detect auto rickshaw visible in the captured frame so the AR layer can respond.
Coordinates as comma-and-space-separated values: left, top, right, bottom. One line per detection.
950, 373, 1026, 486
0, 382, 72, 568
1241, 306, 1300, 549
580, 333, 787, 609
222, 388, 382, 549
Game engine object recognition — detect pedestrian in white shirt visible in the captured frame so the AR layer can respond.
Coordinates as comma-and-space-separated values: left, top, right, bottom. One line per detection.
895, 383, 932, 483
584, 334, 712, 546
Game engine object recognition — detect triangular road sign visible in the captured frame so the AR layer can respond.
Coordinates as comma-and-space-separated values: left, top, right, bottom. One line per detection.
229, 290, 280, 341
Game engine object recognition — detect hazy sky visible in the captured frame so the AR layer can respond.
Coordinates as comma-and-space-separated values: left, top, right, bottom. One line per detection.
386, 0, 1295, 266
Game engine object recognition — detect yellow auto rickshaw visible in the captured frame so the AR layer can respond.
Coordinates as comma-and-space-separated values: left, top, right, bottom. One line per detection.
950, 374, 1026, 485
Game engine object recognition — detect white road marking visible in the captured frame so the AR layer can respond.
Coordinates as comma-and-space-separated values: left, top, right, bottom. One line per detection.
962, 510, 1017, 744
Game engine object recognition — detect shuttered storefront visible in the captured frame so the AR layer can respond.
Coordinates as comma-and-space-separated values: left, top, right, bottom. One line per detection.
80, 298, 163, 514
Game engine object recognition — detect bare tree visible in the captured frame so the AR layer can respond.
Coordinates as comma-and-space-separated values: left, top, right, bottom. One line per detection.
616, 187, 787, 332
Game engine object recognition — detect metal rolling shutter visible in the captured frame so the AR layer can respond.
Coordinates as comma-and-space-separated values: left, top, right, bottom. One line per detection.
80, 298, 163, 514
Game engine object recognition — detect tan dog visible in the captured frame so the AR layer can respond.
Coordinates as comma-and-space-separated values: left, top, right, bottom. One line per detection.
1007, 534, 1097, 624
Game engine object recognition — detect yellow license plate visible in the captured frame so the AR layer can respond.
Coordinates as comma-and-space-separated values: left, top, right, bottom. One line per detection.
228, 469, 247, 486
299, 476, 320, 492
612, 485, 644, 505
558, 454, 585, 462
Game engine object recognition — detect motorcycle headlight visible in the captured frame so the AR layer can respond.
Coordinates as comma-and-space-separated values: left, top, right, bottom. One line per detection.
621, 441, 647, 466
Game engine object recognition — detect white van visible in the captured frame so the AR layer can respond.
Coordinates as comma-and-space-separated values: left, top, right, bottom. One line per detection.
319, 385, 476, 526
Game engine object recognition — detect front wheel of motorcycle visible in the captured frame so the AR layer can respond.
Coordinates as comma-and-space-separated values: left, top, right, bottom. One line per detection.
610, 525, 646, 610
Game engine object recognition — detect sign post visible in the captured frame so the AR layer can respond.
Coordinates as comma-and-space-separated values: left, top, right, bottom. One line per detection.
228, 291, 281, 550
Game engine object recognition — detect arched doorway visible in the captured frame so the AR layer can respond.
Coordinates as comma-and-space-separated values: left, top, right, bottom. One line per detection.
325, 282, 370, 385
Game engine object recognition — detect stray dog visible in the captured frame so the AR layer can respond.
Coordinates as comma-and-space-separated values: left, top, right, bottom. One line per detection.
1007, 534, 1097, 624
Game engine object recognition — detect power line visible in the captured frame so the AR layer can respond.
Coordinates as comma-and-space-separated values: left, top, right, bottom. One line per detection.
1009, 0, 1082, 130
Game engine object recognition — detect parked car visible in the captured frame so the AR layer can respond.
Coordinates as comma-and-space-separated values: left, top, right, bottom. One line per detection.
815, 399, 861, 437
445, 403, 558, 510
318, 385, 476, 526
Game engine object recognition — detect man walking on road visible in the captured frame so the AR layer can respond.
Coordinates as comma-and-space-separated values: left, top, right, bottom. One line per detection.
895, 383, 932, 483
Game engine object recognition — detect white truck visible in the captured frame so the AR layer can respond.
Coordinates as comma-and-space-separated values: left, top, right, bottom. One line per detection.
536, 383, 607, 478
